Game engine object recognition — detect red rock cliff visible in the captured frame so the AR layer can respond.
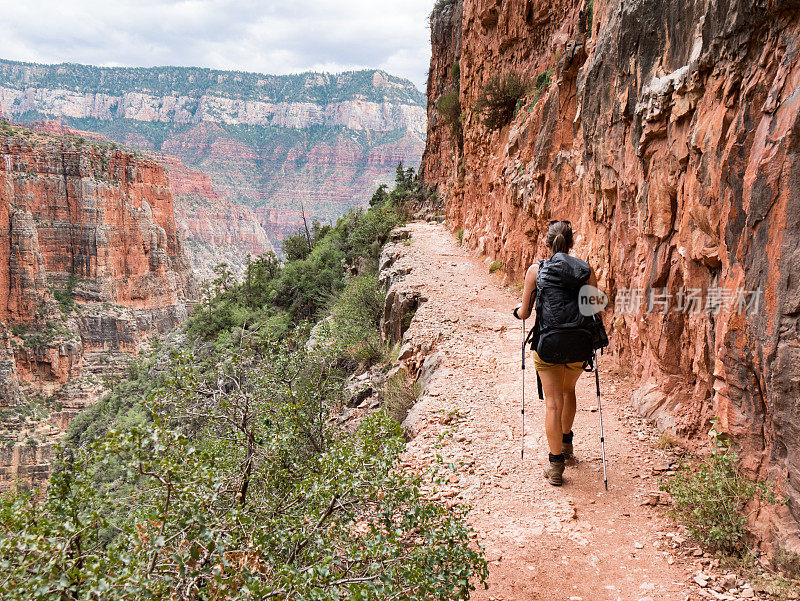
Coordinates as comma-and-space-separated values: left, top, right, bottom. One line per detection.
0, 126, 194, 490
161, 154, 275, 280
422, 0, 800, 547
0, 133, 192, 321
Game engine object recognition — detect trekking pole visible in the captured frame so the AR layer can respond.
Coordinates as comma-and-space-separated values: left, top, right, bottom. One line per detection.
521, 318, 526, 459
594, 350, 608, 490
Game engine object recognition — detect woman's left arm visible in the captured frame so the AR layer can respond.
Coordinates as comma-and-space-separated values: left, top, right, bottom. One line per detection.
514, 263, 538, 320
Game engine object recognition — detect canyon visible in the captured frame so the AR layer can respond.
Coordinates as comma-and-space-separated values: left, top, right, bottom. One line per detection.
0, 61, 426, 271
422, 0, 800, 550
28, 119, 274, 280
0, 124, 194, 490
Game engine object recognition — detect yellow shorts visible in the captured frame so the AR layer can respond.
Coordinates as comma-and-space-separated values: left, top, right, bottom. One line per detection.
532, 351, 586, 372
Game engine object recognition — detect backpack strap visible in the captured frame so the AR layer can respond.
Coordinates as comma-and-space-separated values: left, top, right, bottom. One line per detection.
537, 371, 544, 400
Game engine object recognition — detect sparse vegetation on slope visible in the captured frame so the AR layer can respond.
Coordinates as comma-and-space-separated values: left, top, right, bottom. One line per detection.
474, 72, 530, 130
0, 167, 486, 600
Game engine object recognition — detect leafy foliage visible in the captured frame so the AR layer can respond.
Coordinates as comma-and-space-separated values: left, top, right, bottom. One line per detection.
661, 427, 779, 555
324, 274, 388, 367
535, 69, 552, 94
187, 185, 404, 342
450, 62, 460, 82
432, 0, 457, 15
474, 72, 530, 130
0, 335, 486, 599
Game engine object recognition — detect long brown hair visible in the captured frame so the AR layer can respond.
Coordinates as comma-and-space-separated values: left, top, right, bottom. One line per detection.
546, 220, 573, 255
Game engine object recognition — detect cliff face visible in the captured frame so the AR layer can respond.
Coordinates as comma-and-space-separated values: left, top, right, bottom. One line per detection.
0, 61, 426, 245
0, 125, 194, 490
162, 155, 274, 280
423, 0, 800, 546
28, 121, 274, 278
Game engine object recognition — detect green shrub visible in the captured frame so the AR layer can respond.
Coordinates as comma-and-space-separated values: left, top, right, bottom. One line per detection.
489, 260, 503, 274
326, 274, 387, 367
474, 72, 530, 130
369, 183, 389, 206
455, 228, 465, 246
436, 88, 462, 137
11, 324, 27, 337
1, 332, 486, 600
282, 228, 312, 261
450, 61, 460, 81
661, 427, 779, 555
536, 68, 553, 93
384, 370, 420, 425
53, 274, 76, 314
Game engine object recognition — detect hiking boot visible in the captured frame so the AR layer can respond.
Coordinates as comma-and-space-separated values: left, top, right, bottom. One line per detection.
562, 441, 574, 460
543, 460, 565, 486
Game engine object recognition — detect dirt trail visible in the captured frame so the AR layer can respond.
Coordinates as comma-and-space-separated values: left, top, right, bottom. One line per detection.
396, 221, 706, 601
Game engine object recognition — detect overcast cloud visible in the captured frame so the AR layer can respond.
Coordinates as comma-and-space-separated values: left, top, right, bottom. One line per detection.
3, 0, 434, 90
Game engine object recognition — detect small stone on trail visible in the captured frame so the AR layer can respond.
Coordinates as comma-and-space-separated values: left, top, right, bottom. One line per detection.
634, 542, 644, 549
485, 549, 502, 562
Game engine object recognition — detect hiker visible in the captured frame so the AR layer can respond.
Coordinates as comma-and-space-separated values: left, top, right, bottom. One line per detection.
513, 220, 599, 486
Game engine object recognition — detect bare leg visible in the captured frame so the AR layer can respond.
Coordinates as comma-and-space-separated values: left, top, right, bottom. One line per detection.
561, 368, 582, 435
538, 365, 566, 455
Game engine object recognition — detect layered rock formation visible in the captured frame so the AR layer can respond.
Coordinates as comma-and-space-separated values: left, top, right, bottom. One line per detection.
161, 155, 274, 280
27, 121, 274, 278
0, 124, 194, 490
0, 60, 426, 245
422, 0, 800, 547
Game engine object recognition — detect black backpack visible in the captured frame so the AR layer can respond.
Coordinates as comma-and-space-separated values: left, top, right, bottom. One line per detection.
524, 253, 609, 396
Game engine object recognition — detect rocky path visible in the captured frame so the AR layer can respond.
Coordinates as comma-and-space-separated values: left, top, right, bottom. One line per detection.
392, 221, 736, 601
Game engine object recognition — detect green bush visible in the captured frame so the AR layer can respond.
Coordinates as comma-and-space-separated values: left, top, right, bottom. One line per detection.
0, 330, 487, 600
456, 228, 465, 246
474, 72, 530, 130
536, 68, 553, 93
53, 274, 76, 314
661, 428, 778, 555
450, 61, 460, 82
489, 260, 503, 274
326, 274, 387, 367
436, 88, 462, 138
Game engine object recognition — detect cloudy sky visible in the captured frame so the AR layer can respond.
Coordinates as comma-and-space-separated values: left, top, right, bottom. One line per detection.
4, 0, 434, 90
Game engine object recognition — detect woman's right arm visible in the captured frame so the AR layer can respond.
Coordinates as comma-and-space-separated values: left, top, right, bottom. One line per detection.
514, 263, 538, 320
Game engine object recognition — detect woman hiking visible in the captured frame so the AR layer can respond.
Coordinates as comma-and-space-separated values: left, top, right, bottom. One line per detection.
513, 220, 598, 486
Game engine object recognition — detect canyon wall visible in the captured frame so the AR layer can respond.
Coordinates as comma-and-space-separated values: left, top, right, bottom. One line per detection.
0, 61, 426, 249
422, 0, 800, 547
161, 155, 274, 280
0, 124, 194, 490
28, 120, 274, 278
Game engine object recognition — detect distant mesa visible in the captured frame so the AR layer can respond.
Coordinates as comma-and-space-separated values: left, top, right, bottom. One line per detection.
0, 58, 426, 275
